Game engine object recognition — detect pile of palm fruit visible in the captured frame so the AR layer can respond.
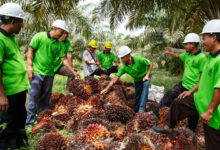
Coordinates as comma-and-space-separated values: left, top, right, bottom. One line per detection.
32, 75, 205, 150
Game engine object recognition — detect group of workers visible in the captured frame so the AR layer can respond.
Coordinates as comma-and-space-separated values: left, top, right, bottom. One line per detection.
0, 2, 219, 150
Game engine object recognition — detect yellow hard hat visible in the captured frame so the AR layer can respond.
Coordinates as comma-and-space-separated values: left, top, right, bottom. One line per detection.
89, 40, 98, 48
105, 42, 112, 49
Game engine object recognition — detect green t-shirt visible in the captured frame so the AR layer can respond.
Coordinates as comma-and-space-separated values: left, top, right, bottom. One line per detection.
0, 29, 29, 96
116, 56, 151, 82
29, 32, 65, 76
194, 51, 220, 130
98, 51, 117, 69
179, 50, 207, 90
54, 39, 72, 72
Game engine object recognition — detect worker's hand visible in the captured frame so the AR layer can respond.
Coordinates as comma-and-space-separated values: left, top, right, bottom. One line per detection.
0, 95, 9, 111
200, 110, 213, 125
178, 90, 192, 99
74, 72, 81, 79
142, 75, 149, 82
27, 66, 34, 80
101, 88, 109, 95
164, 47, 172, 54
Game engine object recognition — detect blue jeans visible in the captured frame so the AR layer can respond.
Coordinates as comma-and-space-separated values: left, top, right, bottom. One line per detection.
133, 75, 152, 113
26, 74, 54, 124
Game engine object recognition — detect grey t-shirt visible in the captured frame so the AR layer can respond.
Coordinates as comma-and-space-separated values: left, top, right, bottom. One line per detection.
83, 50, 98, 77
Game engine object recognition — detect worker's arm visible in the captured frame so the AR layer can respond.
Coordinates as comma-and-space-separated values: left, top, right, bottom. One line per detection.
101, 76, 119, 94
27, 47, 34, 80
85, 60, 96, 65
178, 73, 202, 99
143, 62, 153, 81
200, 89, 220, 125
96, 61, 106, 71
0, 70, 9, 111
114, 61, 120, 69
164, 47, 180, 58
67, 52, 73, 66
61, 57, 81, 79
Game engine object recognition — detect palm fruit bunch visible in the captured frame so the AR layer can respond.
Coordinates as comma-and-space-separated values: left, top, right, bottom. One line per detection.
112, 125, 127, 141
85, 76, 103, 93
104, 91, 126, 107
68, 79, 93, 100
123, 86, 135, 99
31, 118, 56, 137
37, 132, 67, 150
81, 117, 110, 130
126, 112, 157, 133
52, 105, 70, 127
37, 109, 53, 123
104, 104, 133, 123
159, 107, 170, 126
145, 100, 158, 112
66, 96, 85, 115
86, 94, 104, 111
49, 93, 64, 109
75, 124, 111, 149
121, 133, 151, 150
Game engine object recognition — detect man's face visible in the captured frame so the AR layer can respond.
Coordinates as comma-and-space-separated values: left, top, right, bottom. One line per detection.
59, 31, 68, 42
121, 55, 129, 64
54, 28, 64, 39
89, 47, 96, 52
12, 19, 23, 34
184, 43, 195, 52
105, 48, 111, 54
203, 34, 215, 52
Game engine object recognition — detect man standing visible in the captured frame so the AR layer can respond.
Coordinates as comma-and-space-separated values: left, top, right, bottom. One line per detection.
101, 46, 153, 113
0, 3, 29, 149
98, 42, 119, 76
26, 20, 80, 125
54, 30, 75, 95
83, 40, 108, 78
153, 19, 220, 150
152, 33, 207, 131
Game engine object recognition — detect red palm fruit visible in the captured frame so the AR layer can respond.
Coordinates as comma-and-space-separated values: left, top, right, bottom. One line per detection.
37, 132, 67, 150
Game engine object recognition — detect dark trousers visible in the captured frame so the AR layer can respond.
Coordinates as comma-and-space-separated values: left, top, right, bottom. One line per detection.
154, 82, 198, 131
0, 91, 27, 150
106, 66, 118, 75
164, 95, 220, 150
90, 66, 118, 77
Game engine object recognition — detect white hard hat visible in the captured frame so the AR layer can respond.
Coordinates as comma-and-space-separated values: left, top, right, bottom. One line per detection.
183, 33, 200, 43
118, 46, 131, 58
0, 3, 25, 19
52, 19, 69, 33
202, 19, 220, 34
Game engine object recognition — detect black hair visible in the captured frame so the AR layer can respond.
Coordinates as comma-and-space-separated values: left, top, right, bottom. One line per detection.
1, 16, 22, 25
208, 33, 220, 42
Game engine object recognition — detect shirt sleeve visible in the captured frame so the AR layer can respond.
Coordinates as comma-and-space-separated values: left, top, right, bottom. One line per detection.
179, 53, 186, 62
58, 42, 66, 58
29, 33, 40, 50
199, 55, 207, 72
214, 61, 220, 89
97, 53, 102, 62
83, 51, 90, 61
113, 54, 117, 62
116, 65, 125, 77
139, 56, 150, 67
66, 40, 72, 52
0, 40, 4, 63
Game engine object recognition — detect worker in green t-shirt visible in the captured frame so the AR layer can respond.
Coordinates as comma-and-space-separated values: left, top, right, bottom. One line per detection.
153, 19, 220, 150
101, 46, 153, 113
152, 33, 207, 131
97, 42, 119, 75
54, 30, 75, 95
0, 3, 29, 149
26, 20, 80, 125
